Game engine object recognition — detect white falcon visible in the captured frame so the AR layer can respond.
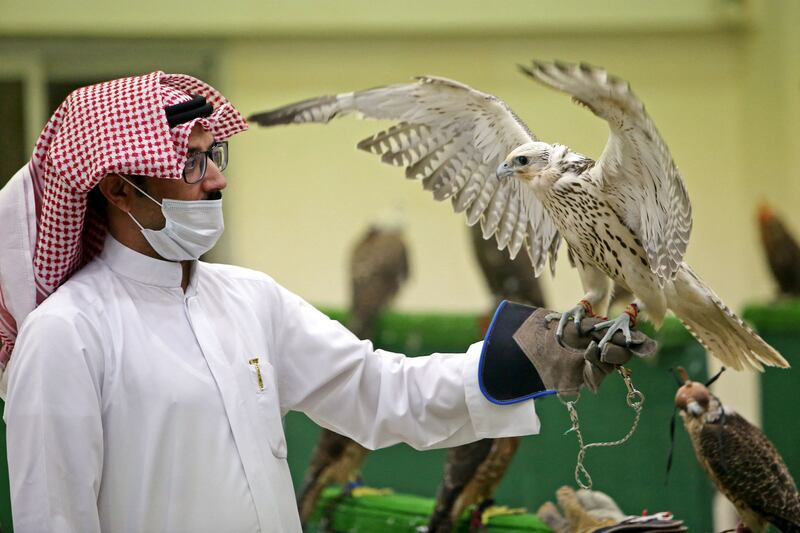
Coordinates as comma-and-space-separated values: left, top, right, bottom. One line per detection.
248, 60, 788, 371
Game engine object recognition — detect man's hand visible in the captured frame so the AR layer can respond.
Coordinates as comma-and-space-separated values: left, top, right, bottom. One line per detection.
513, 308, 657, 395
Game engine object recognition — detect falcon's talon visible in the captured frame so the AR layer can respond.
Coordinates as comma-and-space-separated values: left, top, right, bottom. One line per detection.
544, 312, 563, 322
592, 313, 633, 350
546, 304, 589, 342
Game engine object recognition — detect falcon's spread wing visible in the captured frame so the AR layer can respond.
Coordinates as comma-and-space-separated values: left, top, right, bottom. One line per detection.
249, 77, 562, 276
521, 61, 692, 282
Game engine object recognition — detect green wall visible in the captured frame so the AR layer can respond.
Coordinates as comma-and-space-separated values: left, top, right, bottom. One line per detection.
746, 304, 800, 487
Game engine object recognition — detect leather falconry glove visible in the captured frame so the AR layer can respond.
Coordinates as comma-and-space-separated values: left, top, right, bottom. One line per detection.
479, 302, 657, 404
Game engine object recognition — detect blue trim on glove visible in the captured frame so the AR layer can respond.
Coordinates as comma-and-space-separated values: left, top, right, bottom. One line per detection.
478, 300, 556, 405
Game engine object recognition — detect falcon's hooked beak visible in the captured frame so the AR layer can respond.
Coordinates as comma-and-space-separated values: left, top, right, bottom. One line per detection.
685, 400, 705, 417
496, 161, 513, 180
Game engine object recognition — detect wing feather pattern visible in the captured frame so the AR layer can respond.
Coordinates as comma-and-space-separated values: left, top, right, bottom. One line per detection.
520, 61, 692, 282
249, 76, 561, 275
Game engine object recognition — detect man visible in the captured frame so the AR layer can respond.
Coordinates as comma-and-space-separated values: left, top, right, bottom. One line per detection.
0, 73, 654, 533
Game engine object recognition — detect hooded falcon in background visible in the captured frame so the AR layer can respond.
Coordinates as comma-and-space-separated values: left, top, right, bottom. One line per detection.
675, 369, 800, 532
296, 220, 410, 527
249, 60, 787, 371
425, 231, 545, 532
757, 203, 800, 299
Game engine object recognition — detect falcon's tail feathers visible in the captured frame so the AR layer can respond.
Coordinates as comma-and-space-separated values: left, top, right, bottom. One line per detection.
666, 264, 789, 371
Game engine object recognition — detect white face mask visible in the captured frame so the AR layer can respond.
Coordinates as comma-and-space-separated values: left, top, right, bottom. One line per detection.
118, 175, 224, 261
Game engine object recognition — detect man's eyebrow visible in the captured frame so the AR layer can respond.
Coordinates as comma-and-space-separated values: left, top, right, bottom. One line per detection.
186, 139, 217, 155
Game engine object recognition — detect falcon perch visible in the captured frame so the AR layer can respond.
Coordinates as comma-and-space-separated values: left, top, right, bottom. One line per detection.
248, 60, 787, 371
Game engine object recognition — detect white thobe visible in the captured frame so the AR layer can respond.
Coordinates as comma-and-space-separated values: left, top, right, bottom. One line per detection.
4, 236, 540, 533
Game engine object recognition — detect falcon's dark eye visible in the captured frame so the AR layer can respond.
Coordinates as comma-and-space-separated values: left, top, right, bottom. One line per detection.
515, 156, 529, 166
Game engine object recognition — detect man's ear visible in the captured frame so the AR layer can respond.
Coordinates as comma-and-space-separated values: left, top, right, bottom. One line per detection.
97, 174, 137, 213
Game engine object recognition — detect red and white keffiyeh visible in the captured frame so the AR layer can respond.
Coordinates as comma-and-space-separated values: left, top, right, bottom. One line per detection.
0, 71, 248, 388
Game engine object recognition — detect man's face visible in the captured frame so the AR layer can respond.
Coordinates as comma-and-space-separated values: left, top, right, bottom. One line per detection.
130, 124, 227, 230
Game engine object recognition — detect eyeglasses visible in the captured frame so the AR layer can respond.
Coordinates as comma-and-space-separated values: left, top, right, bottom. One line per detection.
183, 140, 228, 184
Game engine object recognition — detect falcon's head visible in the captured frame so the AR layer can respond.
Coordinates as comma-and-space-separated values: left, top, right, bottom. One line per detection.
496, 142, 554, 188
675, 380, 712, 417
675, 377, 723, 423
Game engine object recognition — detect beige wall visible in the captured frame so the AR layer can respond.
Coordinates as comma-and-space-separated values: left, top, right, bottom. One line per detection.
0, 0, 747, 37
3, 1, 796, 317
